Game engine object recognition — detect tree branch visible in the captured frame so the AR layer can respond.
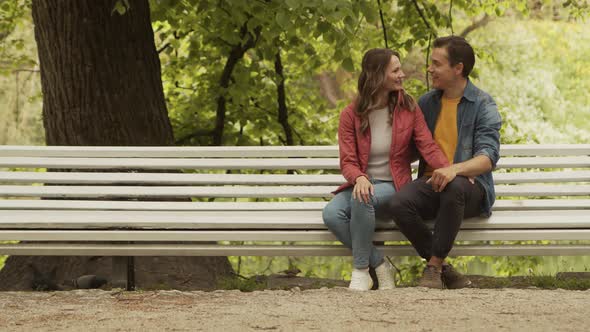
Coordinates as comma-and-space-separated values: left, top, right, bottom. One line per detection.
274, 49, 293, 146
425, 33, 432, 91
213, 22, 261, 146
459, 14, 491, 38
377, 0, 389, 48
449, 0, 454, 35
157, 43, 171, 54
411, 0, 437, 37
174, 81, 197, 92
11, 68, 40, 73
156, 29, 193, 54
292, 127, 306, 146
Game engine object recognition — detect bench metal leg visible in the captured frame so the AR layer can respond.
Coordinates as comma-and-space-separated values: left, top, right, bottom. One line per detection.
112, 256, 135, 291
126, 256, 135, 291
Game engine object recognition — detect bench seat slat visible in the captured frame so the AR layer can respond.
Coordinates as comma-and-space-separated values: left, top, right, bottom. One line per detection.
0, 209, 588, 229
1, 156, 589, 170
0, 144, 588, 158
1, 171, 589, 185
0, 243, 587, 256
0, 199, 588, 211
0, 184, 588, 198
1, 229, 590, 242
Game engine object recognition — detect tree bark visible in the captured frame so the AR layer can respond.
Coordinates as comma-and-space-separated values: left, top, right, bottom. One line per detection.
274, 50, 293, 146
0, 0, 233, 291
34, 0, 173, 145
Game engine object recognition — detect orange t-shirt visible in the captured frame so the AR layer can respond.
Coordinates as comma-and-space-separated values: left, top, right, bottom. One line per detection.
424, 96, 460, 176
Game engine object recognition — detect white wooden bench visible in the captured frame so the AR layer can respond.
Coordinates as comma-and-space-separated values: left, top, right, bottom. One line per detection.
0, 144, 589, 289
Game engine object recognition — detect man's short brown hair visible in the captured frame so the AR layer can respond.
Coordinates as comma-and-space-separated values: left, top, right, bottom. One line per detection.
433, 36, 475, 78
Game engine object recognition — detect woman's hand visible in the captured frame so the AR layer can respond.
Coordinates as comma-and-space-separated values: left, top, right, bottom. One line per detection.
353, 176, 374, 203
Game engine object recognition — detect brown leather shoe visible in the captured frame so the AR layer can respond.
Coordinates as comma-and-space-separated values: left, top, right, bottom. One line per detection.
442, 264, 472, 289
418, 265, 444, 289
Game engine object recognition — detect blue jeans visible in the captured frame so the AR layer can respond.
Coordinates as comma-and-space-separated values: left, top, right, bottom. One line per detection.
322, 180, 396, 269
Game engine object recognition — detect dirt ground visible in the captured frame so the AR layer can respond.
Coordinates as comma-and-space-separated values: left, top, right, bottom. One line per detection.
0, 287, 589, 331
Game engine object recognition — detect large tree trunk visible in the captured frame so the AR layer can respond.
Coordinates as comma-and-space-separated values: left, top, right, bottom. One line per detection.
0, 0, 233, 291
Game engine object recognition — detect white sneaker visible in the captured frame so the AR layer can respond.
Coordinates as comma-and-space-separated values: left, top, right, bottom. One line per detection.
349, 268, 373, 291
375, 260, 396, 290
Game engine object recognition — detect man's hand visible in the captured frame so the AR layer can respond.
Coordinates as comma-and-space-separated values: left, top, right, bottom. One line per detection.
353, 176, 374, 203
427, 166, 457, 192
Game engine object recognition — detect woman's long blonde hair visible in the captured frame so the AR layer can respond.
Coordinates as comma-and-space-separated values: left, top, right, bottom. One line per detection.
355, 48, 416, 132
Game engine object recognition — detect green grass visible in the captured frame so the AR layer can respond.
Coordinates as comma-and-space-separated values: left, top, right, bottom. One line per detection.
217, 275, 267, 292
527, 275, 590, 290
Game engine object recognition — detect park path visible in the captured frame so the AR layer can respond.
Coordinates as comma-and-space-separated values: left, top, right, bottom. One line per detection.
0, 287, 588, 331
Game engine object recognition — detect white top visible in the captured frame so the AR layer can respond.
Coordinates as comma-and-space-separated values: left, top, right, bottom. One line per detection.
366, 107, 393, 181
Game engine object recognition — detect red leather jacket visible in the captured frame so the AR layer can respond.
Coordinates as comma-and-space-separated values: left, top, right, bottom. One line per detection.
335, 92, 449, 194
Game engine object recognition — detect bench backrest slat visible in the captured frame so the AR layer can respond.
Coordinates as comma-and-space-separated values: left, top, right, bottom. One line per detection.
0, 184, 588, 198
1, 144, 588, 157
1, 156, 589, 170
1, 170, 589, 185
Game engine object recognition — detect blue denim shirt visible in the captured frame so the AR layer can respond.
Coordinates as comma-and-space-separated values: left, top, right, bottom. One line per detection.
417, 80, 502, 217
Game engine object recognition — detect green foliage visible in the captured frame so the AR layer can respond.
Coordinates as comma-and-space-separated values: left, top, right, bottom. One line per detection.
217, 275, 266, 292
150, 0, 570, 148
0, 255, 7, 270
0, 0, 34, 75
527, 274, 590, 290
151, 0, 371, 146
0, 1, 43, 145
470, 18, 590, 144
111, 0, 131, 16
228, 253, 354, 281
563, 0, 590, 19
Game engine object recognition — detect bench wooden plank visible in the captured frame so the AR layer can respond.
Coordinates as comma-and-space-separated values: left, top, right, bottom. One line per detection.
2, 170, 589, 185
0, 209, 588, 229
499, 144, 590, 156
1, 229, 589, 242
493, 171, 590, 184
2, 156, 589, 170
492, 199, 590, 210
0, 146, 340, 158
1, 144, 587, 158
0, 185, 336, 198
498, 157, 590, 168
0, 171, 346, 185
0, 200, 329, 210
0, 199, 588, 211
1, 157, 342, 169
0, 243, 587, 256
495, 184, 590, 196
0, 184, 588, 198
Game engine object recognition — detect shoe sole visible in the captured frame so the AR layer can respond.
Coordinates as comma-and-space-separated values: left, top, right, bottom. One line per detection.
348, 281, 374, 291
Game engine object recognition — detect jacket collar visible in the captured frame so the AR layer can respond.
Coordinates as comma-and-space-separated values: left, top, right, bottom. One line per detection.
433, 79, 477, 103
